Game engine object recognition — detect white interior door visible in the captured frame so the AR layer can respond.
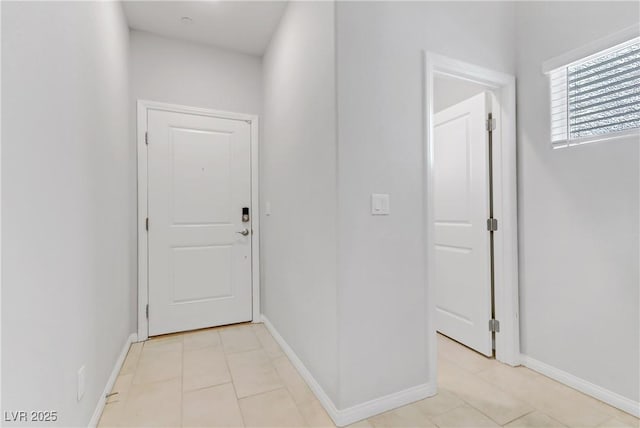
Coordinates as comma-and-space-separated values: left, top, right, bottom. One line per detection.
147, 109, 252, 336
433, 92, 493, 356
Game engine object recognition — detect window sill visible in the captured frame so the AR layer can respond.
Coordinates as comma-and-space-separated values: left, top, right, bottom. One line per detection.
552, 128, 640, 149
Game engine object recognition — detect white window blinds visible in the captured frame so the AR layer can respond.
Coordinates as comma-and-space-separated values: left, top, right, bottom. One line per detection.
549, 37, 640, 147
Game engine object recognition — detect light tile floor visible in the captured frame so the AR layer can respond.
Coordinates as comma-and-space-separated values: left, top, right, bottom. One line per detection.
99, 324, 639, 428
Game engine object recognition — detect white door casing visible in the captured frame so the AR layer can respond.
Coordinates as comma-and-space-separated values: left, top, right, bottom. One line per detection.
433, 92, 493, 356
146, 108, 253, 336
424, 52, 520, 377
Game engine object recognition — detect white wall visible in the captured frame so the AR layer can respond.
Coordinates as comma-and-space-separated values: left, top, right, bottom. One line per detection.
2, 2, 132, 426
261, 1, 339, 402
335, 1, 516, 409
130, 30, 262, 115
515, 2, 639, 403
434, 76, 487, 113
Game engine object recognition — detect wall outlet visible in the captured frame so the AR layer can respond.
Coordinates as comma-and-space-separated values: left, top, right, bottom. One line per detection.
371, 193, 390, 215
77, 365, 86, 401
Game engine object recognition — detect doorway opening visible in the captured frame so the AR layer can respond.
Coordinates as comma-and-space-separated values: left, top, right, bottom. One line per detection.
424, 53, 520, 384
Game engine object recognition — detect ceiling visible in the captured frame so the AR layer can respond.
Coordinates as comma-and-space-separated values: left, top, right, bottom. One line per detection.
122, 1, 287, 56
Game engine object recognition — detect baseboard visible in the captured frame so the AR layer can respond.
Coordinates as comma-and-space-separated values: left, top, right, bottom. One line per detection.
336, 381, 436, 427
88, 333, 138, 428
261, 315, 436, 427
520, 354, 640, 418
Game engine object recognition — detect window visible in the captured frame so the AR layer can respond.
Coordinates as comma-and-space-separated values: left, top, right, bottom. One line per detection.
548, 37, 640, 147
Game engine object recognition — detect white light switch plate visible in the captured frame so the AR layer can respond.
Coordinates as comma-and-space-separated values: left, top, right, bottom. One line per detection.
371, 193, 390, 215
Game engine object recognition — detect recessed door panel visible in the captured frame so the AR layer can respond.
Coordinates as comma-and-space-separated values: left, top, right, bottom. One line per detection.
170, 128, 232, 225
434, 118, 471, 223
171, 246, 233, 303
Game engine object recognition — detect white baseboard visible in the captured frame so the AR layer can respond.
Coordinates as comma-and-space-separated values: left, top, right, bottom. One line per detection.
88, 333, 138, 428
520, 354, 640, 418
261, 315, 436, 427
336, 381, 436, 427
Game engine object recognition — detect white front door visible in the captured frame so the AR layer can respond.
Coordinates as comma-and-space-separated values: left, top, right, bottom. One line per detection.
147, 109, 252, 336
433, 92, 493, 356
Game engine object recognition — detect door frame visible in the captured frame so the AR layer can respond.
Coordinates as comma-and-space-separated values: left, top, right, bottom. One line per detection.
423, 52, 520, 374
136, 100, 260, 341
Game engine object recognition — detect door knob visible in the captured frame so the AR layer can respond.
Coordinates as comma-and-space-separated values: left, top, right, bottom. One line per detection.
237, 229, 250, 236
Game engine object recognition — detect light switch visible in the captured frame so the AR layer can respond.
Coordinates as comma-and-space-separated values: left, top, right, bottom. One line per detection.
371, 193, 390, 215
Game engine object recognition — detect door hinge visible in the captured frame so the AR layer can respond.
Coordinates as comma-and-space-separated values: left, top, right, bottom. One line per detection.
145, 131, 149, 145
489, 319, 500, 332
145, 217, 149, 231
146, 304, 149, 319
486, 117, 496, 132
487, 217, 498, 232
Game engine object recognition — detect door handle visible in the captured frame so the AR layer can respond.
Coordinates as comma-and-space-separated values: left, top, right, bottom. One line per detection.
236, 229, 250, 236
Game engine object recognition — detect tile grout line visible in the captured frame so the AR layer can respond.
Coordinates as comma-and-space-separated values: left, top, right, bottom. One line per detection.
257, 326, 331, 427
438, 345, 619, 427
441, 353, 546, 424
438, 349, 536, 426
242, 326, 311, 425
473, 365, 614, 426
220, 325, 274, 427
222, 327, 266, 401
500, 408, 537, 426
227, 373, 248, 427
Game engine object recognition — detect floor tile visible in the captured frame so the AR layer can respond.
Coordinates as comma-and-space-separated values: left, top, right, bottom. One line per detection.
227, 348, 283, 398
505, 411, 567, 427
183, 328, 221, 351
596, 416, 640, 427
238, 388, 306, 427
273, 355, 315, 404
119, 342, 143, 375
431, 404, 501, 427
349, 421, 375, 428
599, 411, 640, 428
132, 349, 182, 385
298, 399, 335, 427
253, 323, 284, 359
102, 324, 638, 428
477, 364, 612, 427
220, 324, 261, 354
106, 373, 133, 404
439, 360, 532, 425
414, 388, 464, 417
122, 378, 181, 427
98, 400, 126, 428
182, 383, 244, 427
139, 337, 182, 365
437, 334, 498, 374
576, 395, 639, 428
99, 374, 135, 427
368, 403, 436, 427
183, 345, 231, 391
143, 334, 183, 351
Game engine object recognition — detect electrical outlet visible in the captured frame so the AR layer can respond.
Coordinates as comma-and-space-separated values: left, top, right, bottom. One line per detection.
371, 193, 390, 215
77, 365, 86, 401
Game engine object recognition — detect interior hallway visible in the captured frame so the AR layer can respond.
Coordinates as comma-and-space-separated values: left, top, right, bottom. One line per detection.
98, 324, 639, 428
